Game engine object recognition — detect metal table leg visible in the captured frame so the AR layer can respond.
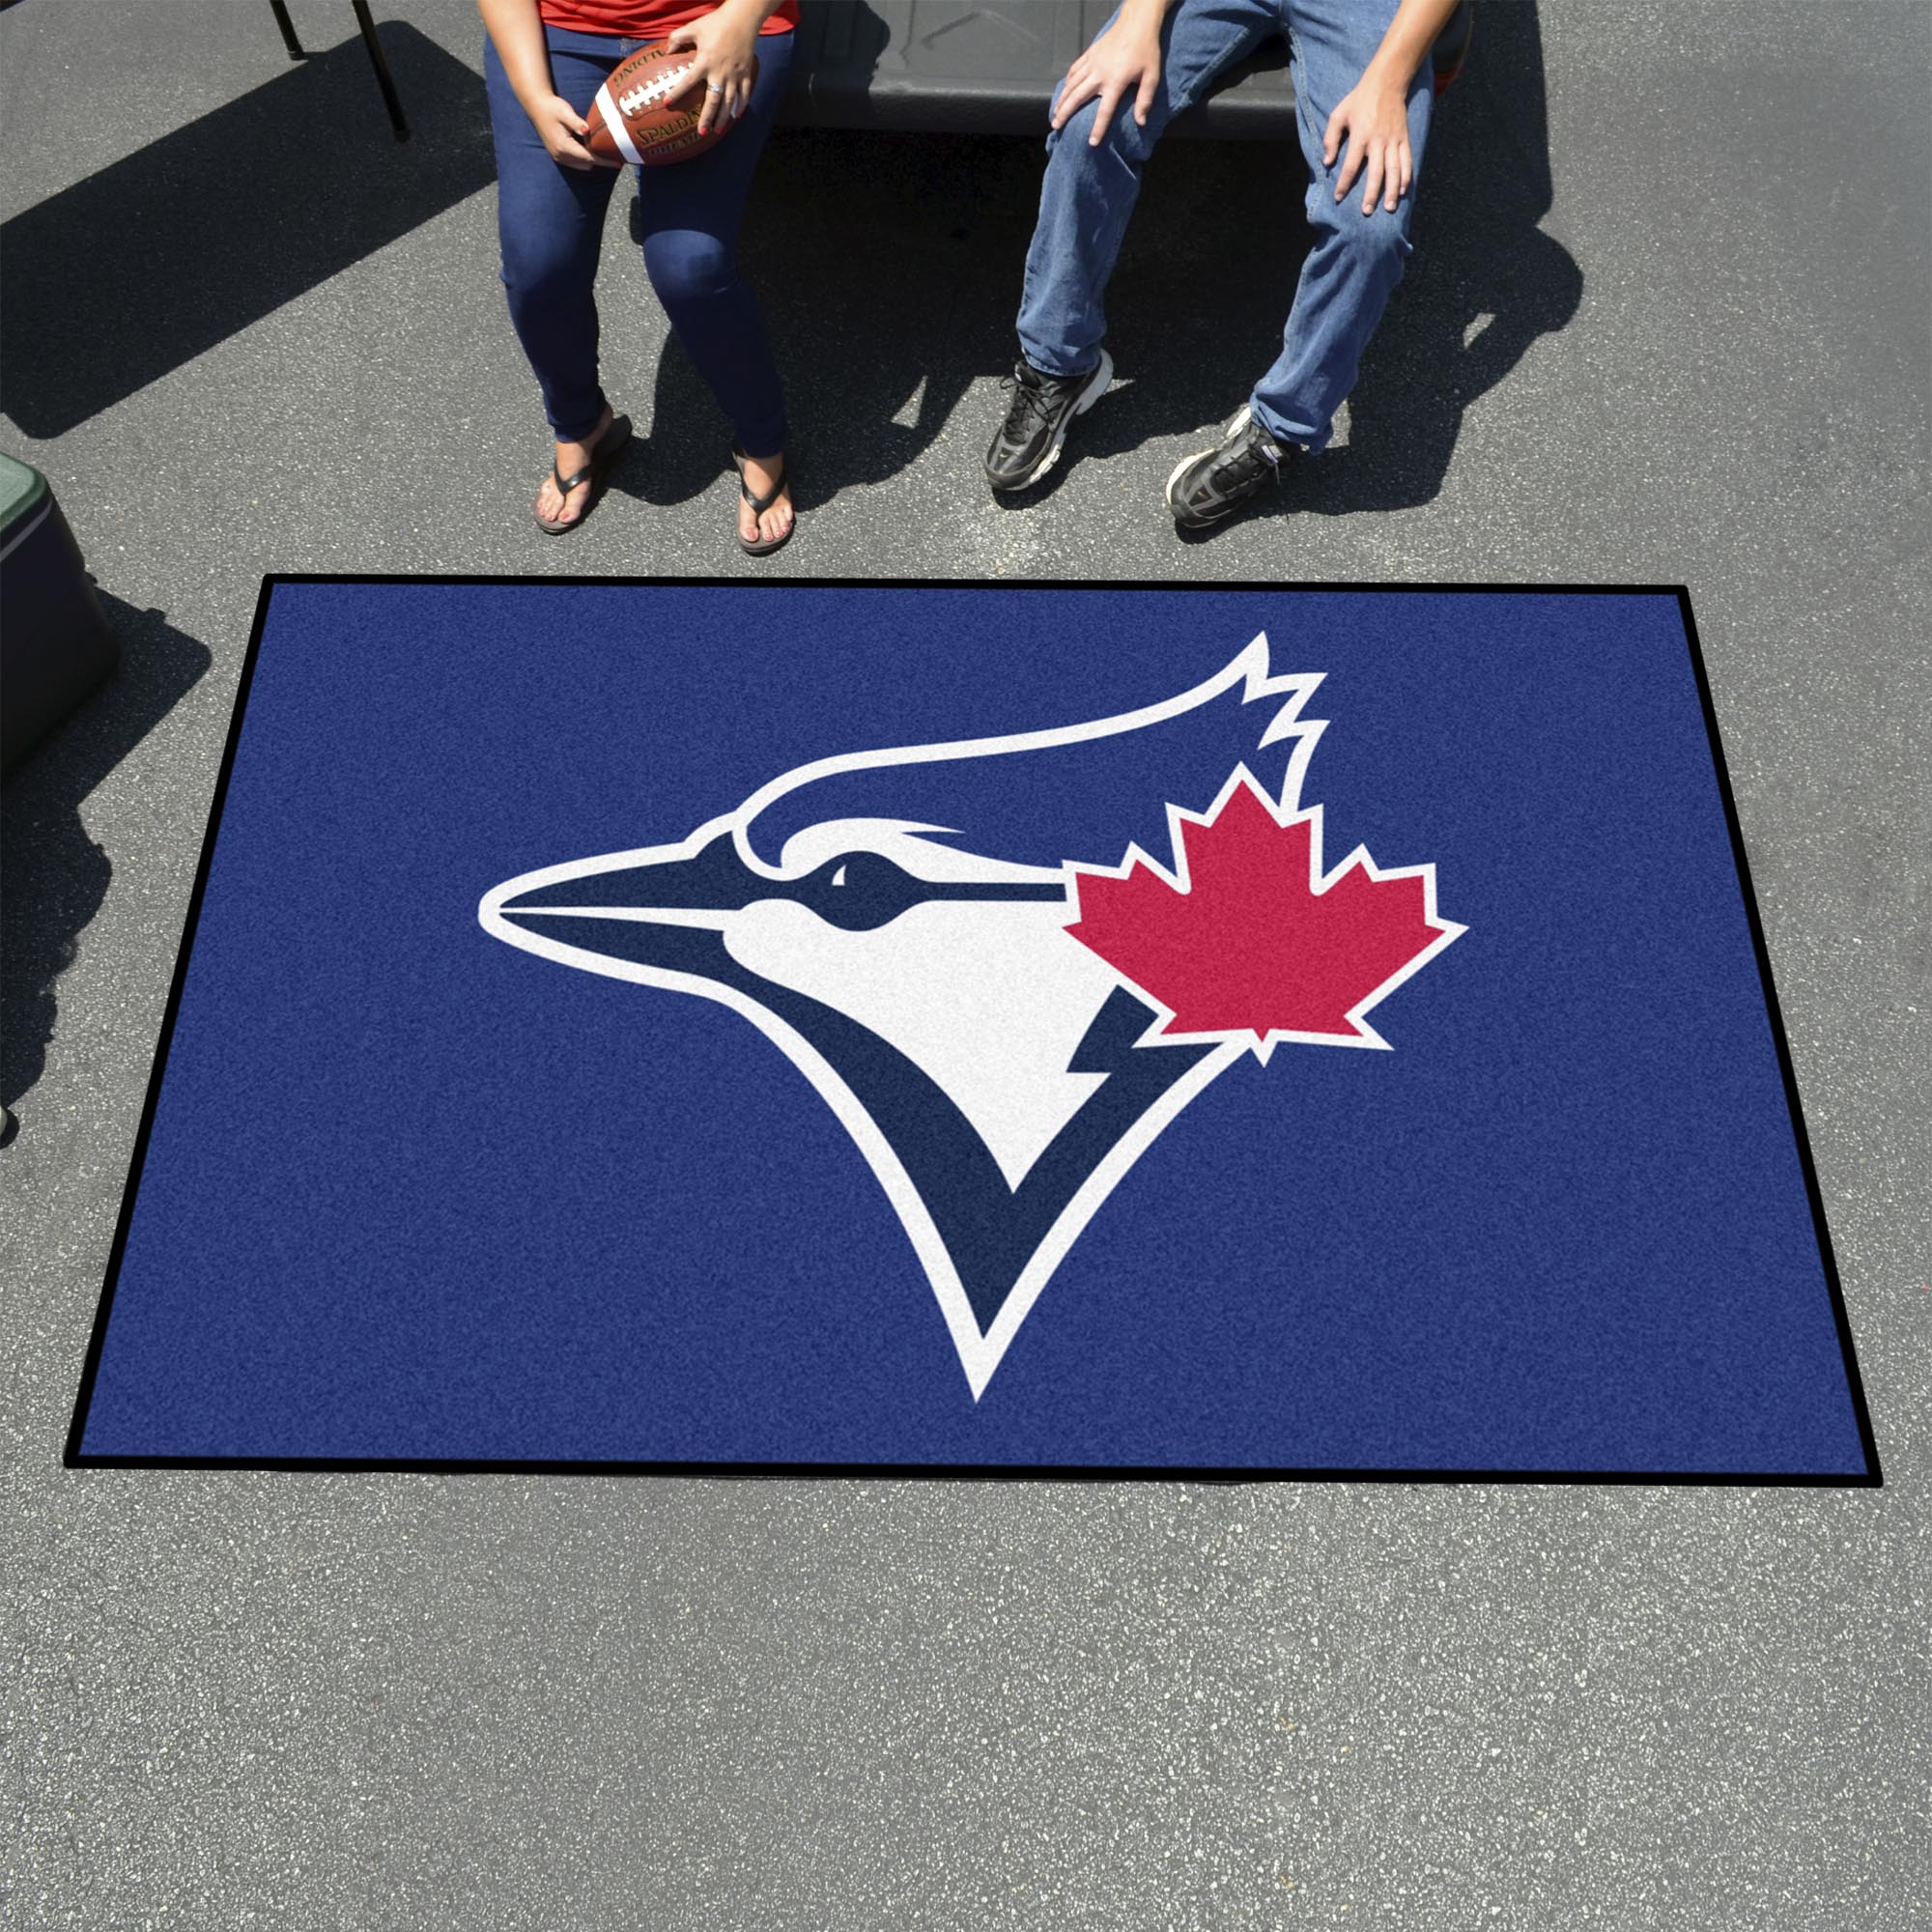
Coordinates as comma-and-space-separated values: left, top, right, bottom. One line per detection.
351, 0, 411, 142
268, 2, 409, 141
269, 0, 305, 60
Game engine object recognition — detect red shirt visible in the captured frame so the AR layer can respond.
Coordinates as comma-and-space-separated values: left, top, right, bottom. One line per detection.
539, 0, 798, 36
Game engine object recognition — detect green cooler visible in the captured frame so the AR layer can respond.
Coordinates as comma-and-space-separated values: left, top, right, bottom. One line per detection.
1, 453, 118, 776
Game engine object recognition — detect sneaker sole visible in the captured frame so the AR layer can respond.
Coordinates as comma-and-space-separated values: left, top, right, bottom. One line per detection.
1164, 404, 1253, 526
992, 349, 1115, 492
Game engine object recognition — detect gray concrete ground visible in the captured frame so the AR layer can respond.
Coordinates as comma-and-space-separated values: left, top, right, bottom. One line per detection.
4, 1, 1928, 1926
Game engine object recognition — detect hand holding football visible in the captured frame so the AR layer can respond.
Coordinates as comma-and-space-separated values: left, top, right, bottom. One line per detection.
582, 43, 756, 169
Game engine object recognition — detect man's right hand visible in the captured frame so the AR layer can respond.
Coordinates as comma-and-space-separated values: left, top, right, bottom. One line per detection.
527, 91, 601, 169
1051, 13, 1166, 147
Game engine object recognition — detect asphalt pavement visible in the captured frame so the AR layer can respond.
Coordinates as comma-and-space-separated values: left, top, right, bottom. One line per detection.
3, 3, 1928, 1927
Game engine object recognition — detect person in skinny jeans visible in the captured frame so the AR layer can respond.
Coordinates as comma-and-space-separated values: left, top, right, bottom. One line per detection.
480, 0, 797, 554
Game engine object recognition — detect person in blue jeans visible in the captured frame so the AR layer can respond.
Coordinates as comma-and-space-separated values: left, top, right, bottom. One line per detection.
481, 0, 799, 554
984, 0, 1460, 530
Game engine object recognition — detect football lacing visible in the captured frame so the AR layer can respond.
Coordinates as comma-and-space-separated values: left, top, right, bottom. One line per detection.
616, 64, 695, 119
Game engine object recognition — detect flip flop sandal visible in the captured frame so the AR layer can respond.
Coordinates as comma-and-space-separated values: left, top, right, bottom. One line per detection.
731, 442, 794, 557
534, 412, 632, 535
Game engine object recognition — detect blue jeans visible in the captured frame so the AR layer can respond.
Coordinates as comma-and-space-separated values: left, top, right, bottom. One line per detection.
1017, 0, 1433, 451
484, 25, 793, 455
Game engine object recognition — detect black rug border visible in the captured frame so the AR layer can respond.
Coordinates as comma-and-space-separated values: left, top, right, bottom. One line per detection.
64, 576, 1884, 1489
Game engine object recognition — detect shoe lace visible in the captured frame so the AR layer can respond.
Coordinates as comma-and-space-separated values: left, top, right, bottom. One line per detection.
999, 367, 1057, 436
1216, 426, 1283, 490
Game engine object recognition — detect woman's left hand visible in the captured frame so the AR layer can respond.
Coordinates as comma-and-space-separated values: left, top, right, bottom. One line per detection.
666, 3, 764, 135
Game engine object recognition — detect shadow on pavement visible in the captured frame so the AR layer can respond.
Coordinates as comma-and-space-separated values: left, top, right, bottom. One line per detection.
1, 596, 212, 1122
0, 22, 496, 440
613, 126, 1035, 514
616, 1, 1577, 518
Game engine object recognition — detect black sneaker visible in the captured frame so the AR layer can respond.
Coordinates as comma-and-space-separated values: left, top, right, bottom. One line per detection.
1164, 405, 1292, 529
983, 350, 1114, 492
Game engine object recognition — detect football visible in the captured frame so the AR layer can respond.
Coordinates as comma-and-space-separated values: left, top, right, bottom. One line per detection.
582, 43, 755, 168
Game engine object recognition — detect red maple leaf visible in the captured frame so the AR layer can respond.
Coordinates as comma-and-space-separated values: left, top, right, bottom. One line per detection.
1065, 772, 1458, 1051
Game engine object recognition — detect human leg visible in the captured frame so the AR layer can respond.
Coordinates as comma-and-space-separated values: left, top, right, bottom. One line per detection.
486, 31, 625, 440
634, 32, 794, 546
987, 0, 1281, 490
485, 29, 627, 526
1015, 0, 1282, 378
1248, 0, 1435, 450
1165, 0, 1435, 526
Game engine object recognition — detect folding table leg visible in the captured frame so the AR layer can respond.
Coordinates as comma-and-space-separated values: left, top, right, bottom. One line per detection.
269, 0, 305, 60
351, 0, 411, 142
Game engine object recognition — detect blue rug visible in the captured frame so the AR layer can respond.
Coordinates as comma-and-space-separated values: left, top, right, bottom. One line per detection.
70, 581, 1877, 1482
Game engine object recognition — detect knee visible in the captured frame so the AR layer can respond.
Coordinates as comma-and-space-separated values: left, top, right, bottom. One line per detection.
643, 229, 734, 306
1319, 197, 1414, 281
1046, 95, 1155, 170
498, 231, 589, 308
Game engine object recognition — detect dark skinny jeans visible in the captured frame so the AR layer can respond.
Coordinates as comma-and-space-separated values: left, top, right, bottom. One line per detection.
483, 24, 792, 456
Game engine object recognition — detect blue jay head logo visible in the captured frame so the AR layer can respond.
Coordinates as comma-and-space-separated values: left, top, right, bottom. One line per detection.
479, 637, 1463, 1396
